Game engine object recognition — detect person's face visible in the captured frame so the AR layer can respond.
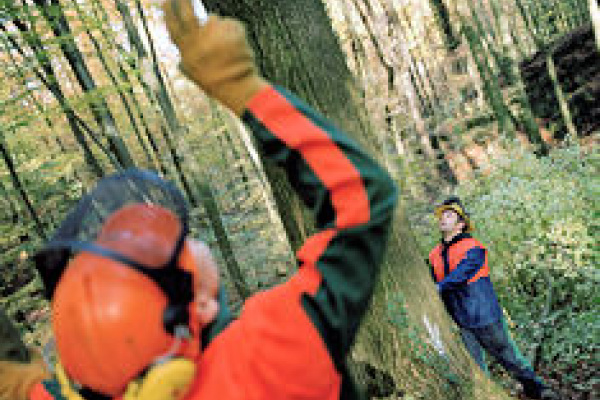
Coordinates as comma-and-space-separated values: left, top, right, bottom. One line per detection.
187, 239, 220, 327
438, 209, 464, 234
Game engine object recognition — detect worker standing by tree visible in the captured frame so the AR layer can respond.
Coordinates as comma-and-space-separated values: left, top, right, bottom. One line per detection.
0, 0, 397, 398
429, 197, 559, 400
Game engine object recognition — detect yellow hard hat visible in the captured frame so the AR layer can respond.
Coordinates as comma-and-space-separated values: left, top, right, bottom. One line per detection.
434, 196, 474, 232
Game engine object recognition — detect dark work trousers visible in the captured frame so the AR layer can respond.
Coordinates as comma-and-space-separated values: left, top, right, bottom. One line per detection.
460, 318, 547, 398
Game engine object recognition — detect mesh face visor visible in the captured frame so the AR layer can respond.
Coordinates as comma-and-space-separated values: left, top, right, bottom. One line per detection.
35, 170, 193, 332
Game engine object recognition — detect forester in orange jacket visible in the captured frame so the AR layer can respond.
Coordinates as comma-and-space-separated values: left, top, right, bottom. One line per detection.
0, 1, 397, 399
429, 197, 558, 400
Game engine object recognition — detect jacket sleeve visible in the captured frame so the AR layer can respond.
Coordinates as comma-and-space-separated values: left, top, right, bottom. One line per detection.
242, 85, 398, 366
438, 247, 485, 292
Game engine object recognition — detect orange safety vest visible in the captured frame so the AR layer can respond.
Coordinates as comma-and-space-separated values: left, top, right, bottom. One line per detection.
429, 238, 489, 284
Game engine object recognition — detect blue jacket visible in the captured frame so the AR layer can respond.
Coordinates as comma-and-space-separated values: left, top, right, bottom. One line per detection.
429, 234, 503, 328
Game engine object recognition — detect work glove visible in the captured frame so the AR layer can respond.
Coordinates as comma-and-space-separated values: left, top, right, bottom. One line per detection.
0, 348, 49, 400
162, 0, 268, 116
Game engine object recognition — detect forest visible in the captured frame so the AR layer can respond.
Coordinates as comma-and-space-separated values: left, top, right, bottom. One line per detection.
0, 0, 598, 399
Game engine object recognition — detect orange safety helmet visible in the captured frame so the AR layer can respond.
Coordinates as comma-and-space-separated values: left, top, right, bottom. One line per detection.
36, 171, 202, 397
52, 204, 201, 396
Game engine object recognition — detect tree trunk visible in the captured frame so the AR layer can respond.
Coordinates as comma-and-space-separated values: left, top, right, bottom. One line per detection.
0, 23, 105, 177
89, 0, 171, 176
69, 0, 156, 168
202, 1, 512, 398
546, 53, 579, 139
487, 0, 549, 154
591, 0, 600, 52
461, 18, 515, 138
0, 307, 29, 362
429, 0, 460, 51
116, 0, 199, 206
0, 131, 46, 240
33, 0, 136, 169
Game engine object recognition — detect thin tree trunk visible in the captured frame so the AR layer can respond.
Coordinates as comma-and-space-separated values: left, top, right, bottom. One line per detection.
487, 0, 549, 154
0, 24, 106, 177
32, 0, 136, 169
546, 53, 579, 139
461, 17, 515, 138
429, 0, 460, 51
89, 0, 170, 177
515, 0, 580, 141
70, 0, 155, 168
590, 0, 600, 53
0, 131, 46, 240
118, 0, 199, 205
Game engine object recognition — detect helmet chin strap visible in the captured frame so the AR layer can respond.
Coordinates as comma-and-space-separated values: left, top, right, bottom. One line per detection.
154, 325, 192, 365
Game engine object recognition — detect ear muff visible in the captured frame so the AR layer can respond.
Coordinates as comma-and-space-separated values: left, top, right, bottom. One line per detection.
55, 361, 87, 400
55, 358, 196, 400
123, 359, 196, 400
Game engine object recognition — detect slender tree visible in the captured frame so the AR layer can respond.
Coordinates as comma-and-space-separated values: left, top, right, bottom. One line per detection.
31, 0, 136, 168
0, 127, 46, 240
428, 0, 460, 51
514, 0, 580, 140
0, 23, 106, 177
69, 0, 155, 168
590, 0, 600, 53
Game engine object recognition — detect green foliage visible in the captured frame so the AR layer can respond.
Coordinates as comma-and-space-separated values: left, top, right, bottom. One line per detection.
409, 143, 599, 395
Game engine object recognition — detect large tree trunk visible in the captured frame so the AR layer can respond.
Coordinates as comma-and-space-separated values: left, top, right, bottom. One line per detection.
203, 1, 512, 398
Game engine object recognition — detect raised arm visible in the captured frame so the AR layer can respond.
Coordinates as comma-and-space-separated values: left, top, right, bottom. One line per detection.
244, 85, 397, 363
162, 4, 397, 391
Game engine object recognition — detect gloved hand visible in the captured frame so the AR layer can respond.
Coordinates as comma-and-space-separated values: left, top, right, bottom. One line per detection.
0, 348, 49, 400
162, 0, 268, 116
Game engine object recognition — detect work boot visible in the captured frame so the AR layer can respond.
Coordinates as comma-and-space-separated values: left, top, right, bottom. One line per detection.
524, 385, 560, 400
522, 378, 559, 400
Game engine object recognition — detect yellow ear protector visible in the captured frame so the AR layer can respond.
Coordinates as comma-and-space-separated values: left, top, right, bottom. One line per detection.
122, 359, 196, 400
54, 329, 197, 400
55, 359, 196, 400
